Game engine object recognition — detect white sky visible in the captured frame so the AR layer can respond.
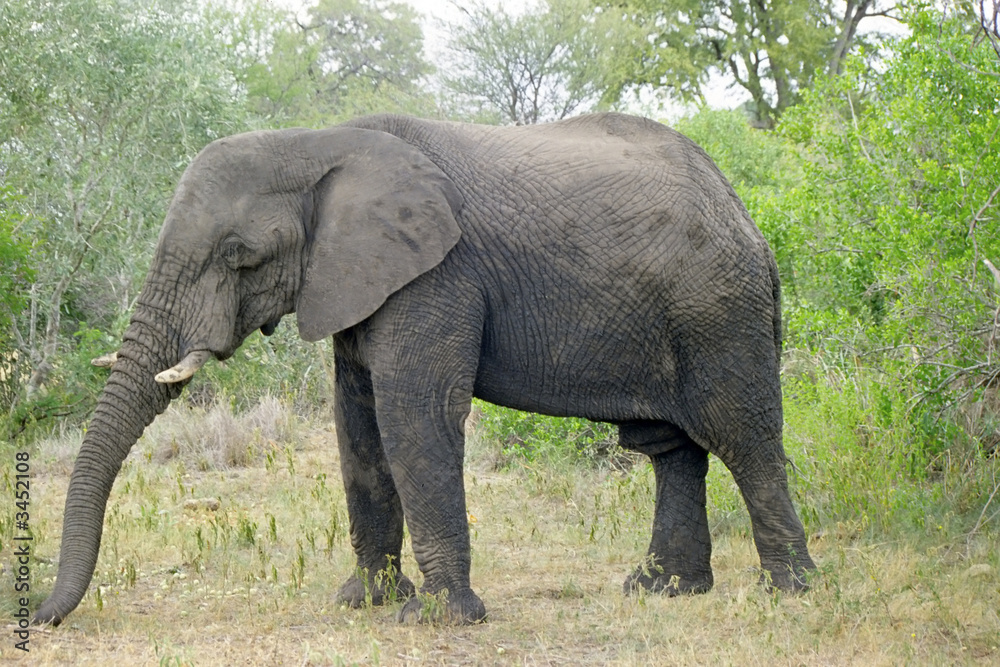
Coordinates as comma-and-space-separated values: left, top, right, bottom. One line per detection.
402, 1, 533, 64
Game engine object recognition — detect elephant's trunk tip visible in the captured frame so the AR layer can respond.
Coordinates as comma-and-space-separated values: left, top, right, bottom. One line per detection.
32, 599, 66, 628
154, 350, 212, 384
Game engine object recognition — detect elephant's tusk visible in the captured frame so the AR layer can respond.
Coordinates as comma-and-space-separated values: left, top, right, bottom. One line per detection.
154, 350, 212, 384
91, 351, 118, 368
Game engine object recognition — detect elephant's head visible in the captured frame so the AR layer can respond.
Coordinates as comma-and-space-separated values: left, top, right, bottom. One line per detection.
33, 124, 463, 625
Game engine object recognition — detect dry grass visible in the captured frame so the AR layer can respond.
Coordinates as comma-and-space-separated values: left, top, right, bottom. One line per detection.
144, 396, 302, 469
3, 399, 999, 665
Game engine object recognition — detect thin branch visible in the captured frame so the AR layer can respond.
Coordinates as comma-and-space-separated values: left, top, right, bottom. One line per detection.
968, 181, 1000, 239
977, 0, 1000, 59
846, 92, 874, 162
983, 258, 1000, 288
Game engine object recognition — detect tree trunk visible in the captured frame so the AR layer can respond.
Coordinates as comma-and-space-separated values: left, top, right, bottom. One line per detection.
829, 0, 873, 76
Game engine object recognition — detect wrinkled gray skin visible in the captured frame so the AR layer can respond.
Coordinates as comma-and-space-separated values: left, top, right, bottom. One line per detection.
34, 113, 815, 626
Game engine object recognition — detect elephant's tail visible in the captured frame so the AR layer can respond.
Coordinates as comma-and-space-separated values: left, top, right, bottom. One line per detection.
769, 258, 782, 368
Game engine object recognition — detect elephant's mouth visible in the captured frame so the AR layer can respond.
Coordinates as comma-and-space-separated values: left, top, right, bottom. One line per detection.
155, 315, 282, 385
260, 317, 282, 336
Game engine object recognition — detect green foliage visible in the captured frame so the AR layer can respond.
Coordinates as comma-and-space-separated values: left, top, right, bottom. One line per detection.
768, 9, 1000, 405
188, 325, 331, 416
244, 0, 437, 126
0, 0, 257, 405
782, 362, 997, 540
0, 187, 32, 324
0, 186, 34, 409
724, 7, 1000, 541
473, 400, 622, 469
674, 109, 796, 191
6, 324, 117, 440
596, 0, 893, 126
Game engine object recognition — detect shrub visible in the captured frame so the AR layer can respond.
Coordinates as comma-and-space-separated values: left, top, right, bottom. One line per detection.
470, 400, 631, 470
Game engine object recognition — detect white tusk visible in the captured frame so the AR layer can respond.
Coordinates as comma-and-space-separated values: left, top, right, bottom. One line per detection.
154, 350, 212, 384
91, 351, 119, 368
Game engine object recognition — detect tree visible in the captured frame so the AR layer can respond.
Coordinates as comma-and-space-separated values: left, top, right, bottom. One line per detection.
762, 7, 1000, 426
245, 0, 437, 125
443, 0, 629, 124
0, 0, 255, 408
976, 0, 1000, 60
599, 0, 897, 127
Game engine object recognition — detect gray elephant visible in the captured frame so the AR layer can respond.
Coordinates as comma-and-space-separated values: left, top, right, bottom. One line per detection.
34, 112, 815, 626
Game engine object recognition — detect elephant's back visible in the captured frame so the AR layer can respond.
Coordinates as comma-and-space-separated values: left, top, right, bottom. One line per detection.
346, 113, 761, 248
452, 115, 771, 298
359, 112, 775, 310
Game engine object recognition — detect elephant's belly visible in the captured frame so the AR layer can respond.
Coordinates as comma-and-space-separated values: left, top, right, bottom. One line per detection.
472, 333, 677, 423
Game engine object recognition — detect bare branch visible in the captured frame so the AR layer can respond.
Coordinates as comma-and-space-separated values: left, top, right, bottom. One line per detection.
977, 0, 1000, 59
983, 258, 1000, 290
969, 182, 1000, 239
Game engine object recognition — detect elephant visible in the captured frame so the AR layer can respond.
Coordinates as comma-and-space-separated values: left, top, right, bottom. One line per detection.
34, 112, 815, 626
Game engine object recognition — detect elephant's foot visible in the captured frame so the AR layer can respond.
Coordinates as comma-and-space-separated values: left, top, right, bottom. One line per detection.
623, 562, 713, 596
336, 568, 415, 608
758, 555, 815, 593
397, 587, 486, 625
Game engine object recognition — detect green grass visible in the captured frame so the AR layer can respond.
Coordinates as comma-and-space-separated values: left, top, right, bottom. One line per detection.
1, 384, 998, 665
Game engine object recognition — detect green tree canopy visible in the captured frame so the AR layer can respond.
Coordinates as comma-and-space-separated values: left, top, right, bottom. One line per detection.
598, 0, 896, 126
245, 0, 437, 126
0, 0, 255, 402
757, 7, 1000, 415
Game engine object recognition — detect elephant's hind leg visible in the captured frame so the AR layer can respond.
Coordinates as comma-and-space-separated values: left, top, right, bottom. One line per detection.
620, 422, 713, 596
333, 340, 415, 608
684, 364, 816, 592
729, 456, 814, 592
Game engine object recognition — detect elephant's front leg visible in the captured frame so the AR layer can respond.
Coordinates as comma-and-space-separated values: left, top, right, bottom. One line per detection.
374, 381, 486, 625
333, 344, 415, 608
360, 285, 487, 624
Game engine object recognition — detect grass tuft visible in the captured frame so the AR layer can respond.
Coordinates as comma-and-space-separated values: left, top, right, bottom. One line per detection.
140, 395, 300, 470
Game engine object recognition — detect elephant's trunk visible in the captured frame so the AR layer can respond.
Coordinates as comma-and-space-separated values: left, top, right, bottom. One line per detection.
33, 322, 178, 626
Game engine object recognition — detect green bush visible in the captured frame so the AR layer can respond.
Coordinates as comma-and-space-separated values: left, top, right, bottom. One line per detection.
5, 323, 118, 441
472, 400, 624, 469
0, 186, 34, 412
771, 9, 1000, 366
185, 323, 332, 416
746, 9, 1000, 480
783, 360, 997, 540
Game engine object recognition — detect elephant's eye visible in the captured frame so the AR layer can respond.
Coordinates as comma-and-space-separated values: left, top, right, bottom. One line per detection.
220, 239, 248, 270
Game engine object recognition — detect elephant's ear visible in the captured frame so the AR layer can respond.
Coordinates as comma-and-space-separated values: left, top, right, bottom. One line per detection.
293, 128, 463, 342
